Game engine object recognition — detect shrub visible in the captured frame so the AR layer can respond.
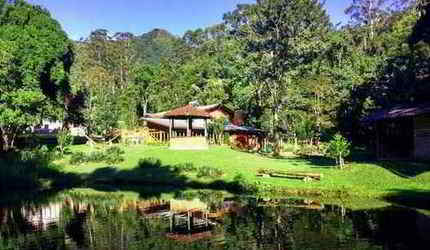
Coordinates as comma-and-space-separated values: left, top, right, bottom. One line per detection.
260, 144, 273, 154
325, 134, 351, 169
70, 152, 87, 165
173, 163, 196, 173
296, 143, 317, 156
19, 145, 57, 167
209, 117, 227, 145
196, 166, 224, 178
57, 129, 73, 156
69, 146, 125, 165
138, 157, 162, 168
86, 151, 106, 163
223, 133, 231, 145
105, 146, 125, 164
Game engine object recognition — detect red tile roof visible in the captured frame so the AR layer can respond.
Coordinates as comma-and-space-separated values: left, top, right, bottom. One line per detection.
164, 104, 211, 118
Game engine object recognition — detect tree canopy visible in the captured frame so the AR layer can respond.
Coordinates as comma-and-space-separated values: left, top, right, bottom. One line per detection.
0, 0, 73, 151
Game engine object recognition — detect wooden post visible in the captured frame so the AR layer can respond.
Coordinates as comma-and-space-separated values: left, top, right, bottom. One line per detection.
170, 214, 175, 232
204, 119, 208, 138
187, 211, 191, 231
169, 118, 172, 139
187, 118, 191, 137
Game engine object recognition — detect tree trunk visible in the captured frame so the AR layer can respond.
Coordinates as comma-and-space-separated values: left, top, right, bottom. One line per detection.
1, 135, 10, 152
142, 100, 148, 117
339, 152, 344, 170
0, 126, 14, 152
273, 111, 282, 156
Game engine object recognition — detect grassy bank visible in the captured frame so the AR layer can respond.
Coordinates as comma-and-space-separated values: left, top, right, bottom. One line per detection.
56, 145, 430, 201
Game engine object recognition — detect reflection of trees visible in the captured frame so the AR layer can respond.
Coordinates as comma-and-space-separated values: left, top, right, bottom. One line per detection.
1, 195, 430, 249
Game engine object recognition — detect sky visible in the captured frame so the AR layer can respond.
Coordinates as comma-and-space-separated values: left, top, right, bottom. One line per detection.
27, 0, 352, 41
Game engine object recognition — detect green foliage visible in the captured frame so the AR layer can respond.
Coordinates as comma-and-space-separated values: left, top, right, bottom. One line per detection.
0, 146, 64, 190
137, 157, 162, 168
209, 117, 227, 145
18, 145, 58, 167
232, 174, 259, 194
133, 28, 183, 65
173, 163, 197, 173
57, 129, 73, 156
326, 134, 351, 169
0, 1, 73, 151
196, 166, 224, 178
69, 146, 125, 165
104, 146, 125, 164
69, 152, 87, 165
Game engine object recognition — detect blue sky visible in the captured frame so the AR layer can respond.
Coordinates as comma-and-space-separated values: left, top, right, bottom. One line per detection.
28, 0, 351, 40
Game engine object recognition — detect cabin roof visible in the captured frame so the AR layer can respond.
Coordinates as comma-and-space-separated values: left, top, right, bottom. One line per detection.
164, 104, 212, 118
363, 103, 430, 122
196, 103, 234, 115
143, 103, 233, 119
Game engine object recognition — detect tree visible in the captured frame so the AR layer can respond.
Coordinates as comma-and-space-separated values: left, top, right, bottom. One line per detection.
56, 129, 73, 156
131, 64, 161, 116
326, 134, 351, 169
345, 0, 390, 42
0, 0, 73, 151
225, 0, 331, 155
208, 117, 227, 145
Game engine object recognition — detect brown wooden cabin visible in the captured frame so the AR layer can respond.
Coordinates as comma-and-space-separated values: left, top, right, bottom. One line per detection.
364, 103, 430, 161
141, 103, 264, 149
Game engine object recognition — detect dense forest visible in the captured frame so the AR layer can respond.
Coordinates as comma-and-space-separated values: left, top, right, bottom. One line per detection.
0, 0, 429, 153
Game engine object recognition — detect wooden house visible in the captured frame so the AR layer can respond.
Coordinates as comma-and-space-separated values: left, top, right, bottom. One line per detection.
364, 103, 430, 161
141, 103, 264, 149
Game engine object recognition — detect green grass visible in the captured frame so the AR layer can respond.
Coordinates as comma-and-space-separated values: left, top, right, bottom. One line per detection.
57, 144, 430, 201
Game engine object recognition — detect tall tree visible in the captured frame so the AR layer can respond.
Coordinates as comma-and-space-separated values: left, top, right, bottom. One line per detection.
0, 0, 73, 151
226, 0, 331, 154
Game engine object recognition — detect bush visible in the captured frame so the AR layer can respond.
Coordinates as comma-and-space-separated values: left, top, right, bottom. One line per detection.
325, 134, 351, 169
69, 146, 125, 165
138, 157, 162, 168
105, 146, 125, 164
69, 152, 87, 165
86, 151, 106, 163
296, 143, 317, 156
260, 144, 273, 154
173, 163, 196, 173
196, 166, 224, 178
19, 145, 57, 167
223, 133, 231, 145
57, 129, 73, 156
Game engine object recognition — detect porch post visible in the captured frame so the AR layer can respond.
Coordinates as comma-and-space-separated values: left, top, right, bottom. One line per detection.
187, 118, 191, 137
204, 119, 208, 138
169, 118, 172, 139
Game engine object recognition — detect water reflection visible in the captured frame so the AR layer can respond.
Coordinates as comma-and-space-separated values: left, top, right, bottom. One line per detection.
0, 190, 429, 250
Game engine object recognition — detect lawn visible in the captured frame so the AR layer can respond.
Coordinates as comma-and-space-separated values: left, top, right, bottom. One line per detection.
57, 144, 430, 201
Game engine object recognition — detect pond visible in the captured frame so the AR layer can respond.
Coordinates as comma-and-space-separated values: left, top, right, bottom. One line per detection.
0, 189, 429, 250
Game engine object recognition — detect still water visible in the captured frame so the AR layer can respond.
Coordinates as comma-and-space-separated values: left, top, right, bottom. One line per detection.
0, 189, 429, 250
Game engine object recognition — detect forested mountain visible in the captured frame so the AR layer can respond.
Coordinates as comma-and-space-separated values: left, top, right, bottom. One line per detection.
133, 28, 183, 64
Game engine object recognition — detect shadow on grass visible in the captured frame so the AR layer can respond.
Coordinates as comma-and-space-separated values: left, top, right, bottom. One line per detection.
383, 189, 430, 210
377, 161, 430, 178
84, 160, 250, 199
0, 152, 253, 203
